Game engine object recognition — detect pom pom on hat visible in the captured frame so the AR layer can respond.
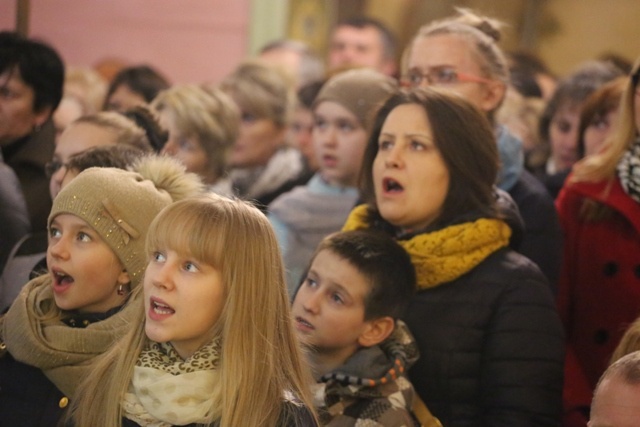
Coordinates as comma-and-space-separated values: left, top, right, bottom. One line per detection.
313, 68, 398, 131
49, 155, 204, 288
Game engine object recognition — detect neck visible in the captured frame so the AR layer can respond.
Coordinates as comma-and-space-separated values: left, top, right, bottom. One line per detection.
309, 345, 357, 379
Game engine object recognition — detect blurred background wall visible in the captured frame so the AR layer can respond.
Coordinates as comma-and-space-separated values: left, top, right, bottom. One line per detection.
1, 0, 637, 84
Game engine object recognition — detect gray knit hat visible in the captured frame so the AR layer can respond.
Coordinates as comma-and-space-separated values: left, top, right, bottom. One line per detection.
49, 156, 204, 288
313, 68, 398, 131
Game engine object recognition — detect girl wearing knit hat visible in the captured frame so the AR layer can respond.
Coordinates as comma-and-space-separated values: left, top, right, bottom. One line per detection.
269, 68, 397, 294
0, 156, 203, 426
68, 195, 318, 427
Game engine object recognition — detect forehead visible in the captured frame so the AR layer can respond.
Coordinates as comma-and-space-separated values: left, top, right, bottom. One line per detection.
314, 100, 358, 121
381, 103, 432, 134
591, 378, 640, 427
333, 25, 382, 47
311, 249, 371, 298
0, 66, 30, 90
410, 34, 479, 70
55, 122, 117, 160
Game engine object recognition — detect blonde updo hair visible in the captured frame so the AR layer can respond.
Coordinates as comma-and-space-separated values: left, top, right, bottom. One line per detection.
218, 60, 295, 128
152, 84, 240, 179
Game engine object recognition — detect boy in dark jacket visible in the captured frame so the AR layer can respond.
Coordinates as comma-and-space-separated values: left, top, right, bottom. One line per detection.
291, 230, 431, 427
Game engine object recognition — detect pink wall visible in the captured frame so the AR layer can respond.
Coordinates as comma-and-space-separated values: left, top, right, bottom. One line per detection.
0, 0, 251, 84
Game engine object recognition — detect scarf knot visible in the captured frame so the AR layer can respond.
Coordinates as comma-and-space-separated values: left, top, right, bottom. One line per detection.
343, 205, 511, 289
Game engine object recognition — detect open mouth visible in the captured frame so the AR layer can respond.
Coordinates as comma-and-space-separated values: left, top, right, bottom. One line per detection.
151, 298, 175, 315
53, 270, 74, 286
383, 177, 404, 193
295, 316, 314, 329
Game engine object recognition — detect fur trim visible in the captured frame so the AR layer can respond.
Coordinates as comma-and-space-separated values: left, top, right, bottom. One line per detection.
133, 155, 205, 202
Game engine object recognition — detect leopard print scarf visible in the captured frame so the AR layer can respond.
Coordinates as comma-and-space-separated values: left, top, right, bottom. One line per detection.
617, 135, 640, 203
122, 339, 222, 427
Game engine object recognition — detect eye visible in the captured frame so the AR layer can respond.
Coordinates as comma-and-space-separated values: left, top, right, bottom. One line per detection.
378, 138, 393, 151
241, 112, 257, 124
591, 117, 609, 130
314, 117, 327, 131
330, 292, 345, 305
406, 70, 423, 86
435, 68, 458, 84
555, 120, 572, 133
305, 277, 318, 288
152, 251, 166, 263
337, 120, 355, 133
410, 140, 427, 151
183, 261, 199, 273
49, 227, 62, 239
77, 232, 92, 243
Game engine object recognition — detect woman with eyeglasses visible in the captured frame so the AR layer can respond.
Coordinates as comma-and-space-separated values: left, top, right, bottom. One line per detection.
556, 57, 640, 427
403, 8, 563, 292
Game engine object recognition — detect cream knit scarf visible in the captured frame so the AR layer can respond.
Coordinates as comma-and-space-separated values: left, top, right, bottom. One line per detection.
0, 274, 138, 397
343, 205, 512, 289
122, 339, 222, 427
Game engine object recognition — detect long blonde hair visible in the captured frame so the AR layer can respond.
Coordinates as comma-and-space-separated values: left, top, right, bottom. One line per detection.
571, 56, 640, 183
69, 195, 316, 427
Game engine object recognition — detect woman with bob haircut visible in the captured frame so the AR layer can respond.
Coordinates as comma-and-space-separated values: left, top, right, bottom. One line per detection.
67, 195, 318, 427
219, 61, 307, 209
152, 84, 240, 193
342, 87, 564, 426
556, 56, 640, 427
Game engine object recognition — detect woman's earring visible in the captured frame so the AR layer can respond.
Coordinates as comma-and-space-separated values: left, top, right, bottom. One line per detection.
117, 284, 125, 296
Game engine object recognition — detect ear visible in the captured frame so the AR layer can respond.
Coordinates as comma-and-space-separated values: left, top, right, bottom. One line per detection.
479, 81, 506, 113
380, 60, 398, 78
357, 316, 395, 348
33, 105, 53, 128
117, 269, 131, 286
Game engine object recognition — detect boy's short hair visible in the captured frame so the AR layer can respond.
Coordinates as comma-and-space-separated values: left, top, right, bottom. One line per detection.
313, 230, 415, 320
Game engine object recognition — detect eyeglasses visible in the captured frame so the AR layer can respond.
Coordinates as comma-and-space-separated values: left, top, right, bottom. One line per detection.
402, 67, 494, 88
45, 160, 69, 178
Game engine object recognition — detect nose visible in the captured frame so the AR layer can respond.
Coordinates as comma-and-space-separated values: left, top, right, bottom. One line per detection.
383, 145, 403, 168
150, 261, 176, 291
301, 289, 321, 314
319, 126, 337, 148
48, 235, 70, 260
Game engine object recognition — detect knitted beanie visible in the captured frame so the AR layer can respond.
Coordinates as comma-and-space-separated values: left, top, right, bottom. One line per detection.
313, 68, 398, 131
48, 156, 204, 288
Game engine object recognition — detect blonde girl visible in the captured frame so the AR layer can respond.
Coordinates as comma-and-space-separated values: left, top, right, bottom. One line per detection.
69, 195, 317, 427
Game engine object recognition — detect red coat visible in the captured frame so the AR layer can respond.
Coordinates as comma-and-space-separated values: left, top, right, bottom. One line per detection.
556, 176, 640, 426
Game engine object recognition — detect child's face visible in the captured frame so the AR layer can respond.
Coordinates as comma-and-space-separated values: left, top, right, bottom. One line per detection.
47, 214, 129, 313
143, 248, 224, 360
313, 101, 368, 187
291, 249, 371, 363
373, 103, 449, 232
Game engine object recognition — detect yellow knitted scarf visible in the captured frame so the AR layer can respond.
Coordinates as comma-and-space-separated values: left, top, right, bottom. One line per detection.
343, 205, 512, 289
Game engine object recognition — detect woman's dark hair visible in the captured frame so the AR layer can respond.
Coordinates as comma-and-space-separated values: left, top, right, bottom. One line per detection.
0, 31, 64, 114
104, 65, 169, 108
539, 60, 623, 145
360, 87, 499, 232
121, 105, 168, 152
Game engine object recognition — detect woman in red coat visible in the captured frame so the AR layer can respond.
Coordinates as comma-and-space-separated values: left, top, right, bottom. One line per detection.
556, 56, 640, 426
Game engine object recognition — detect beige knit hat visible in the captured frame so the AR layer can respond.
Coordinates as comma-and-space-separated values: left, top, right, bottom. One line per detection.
313, 68, 398, 131
49, 156, 204, 288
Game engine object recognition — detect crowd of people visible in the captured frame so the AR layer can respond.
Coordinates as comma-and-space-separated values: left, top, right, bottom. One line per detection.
0, 8, 639, 427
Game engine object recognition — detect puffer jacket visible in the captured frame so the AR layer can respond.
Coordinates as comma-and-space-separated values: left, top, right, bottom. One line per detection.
405, 247, 564, 426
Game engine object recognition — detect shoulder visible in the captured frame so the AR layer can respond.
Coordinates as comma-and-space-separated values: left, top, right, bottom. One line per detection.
279, 399, 318, 427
